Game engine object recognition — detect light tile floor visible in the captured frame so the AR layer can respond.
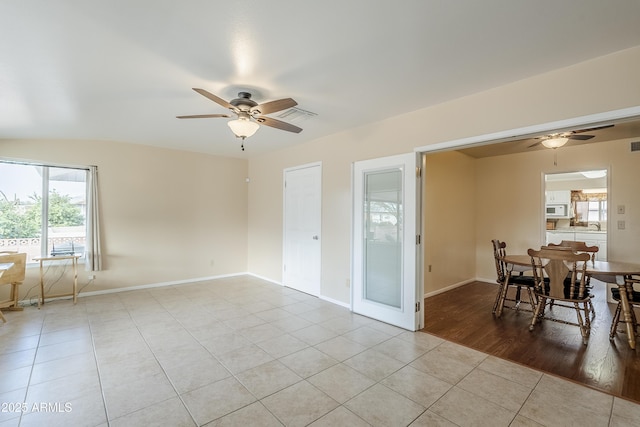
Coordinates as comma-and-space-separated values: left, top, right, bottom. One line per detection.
1, 275, 639, 426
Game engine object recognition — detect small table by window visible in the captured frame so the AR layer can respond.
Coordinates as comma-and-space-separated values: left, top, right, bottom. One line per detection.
33, 255, 81, 308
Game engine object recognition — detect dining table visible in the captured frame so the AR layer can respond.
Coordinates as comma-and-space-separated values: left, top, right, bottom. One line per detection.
499, 254, 640, 349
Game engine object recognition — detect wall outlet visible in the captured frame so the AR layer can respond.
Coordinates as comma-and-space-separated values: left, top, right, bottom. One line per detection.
88, 274, 96, 280
345, 278, 350, 288
618, 220, 626, 230
617, 205, 625, 214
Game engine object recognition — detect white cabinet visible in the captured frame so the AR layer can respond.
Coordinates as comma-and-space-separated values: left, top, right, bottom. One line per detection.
575, 232, 607, 261
546, 231, 607, 261
546, 231, 574, 245
546, 190, 571, 204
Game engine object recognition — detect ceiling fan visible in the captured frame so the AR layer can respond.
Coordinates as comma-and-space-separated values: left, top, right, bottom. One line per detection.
527, 124, 614, 149
177, 88, 302, 150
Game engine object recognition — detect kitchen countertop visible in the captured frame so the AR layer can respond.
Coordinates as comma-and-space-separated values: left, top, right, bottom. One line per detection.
547, 228, 606, 234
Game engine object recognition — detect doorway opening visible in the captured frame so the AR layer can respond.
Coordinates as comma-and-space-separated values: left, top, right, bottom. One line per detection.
543, 169, 608, 260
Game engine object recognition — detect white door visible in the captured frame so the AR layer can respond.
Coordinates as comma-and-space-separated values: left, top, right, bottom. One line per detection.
283, 163, 322, 296
352, 153, 421, 330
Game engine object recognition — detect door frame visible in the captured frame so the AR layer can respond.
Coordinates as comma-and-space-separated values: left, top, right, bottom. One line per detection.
282, 161, 322, 296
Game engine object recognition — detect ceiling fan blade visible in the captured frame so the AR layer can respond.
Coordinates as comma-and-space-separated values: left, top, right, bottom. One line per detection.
252, 98, 297, 115
568, 134, 595, 141
176, 114, 231, 119
192, 88, 234, 110
256, 116, 303, 133
528, 141, 542, 148
571, 124, 614, 134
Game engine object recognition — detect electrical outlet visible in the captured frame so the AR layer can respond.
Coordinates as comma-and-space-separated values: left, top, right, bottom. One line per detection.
345, 278, 350, 288
617, 205, 625, 214
88, 274, 96, 280
618, 220, 626, 230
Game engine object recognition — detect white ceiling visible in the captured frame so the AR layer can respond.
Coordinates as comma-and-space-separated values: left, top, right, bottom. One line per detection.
2, 1, 640, 158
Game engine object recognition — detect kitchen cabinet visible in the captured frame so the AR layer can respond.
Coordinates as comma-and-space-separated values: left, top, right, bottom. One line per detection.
575, 232, 607, 261
546, 190, 571, 204
546, 231, 607, 261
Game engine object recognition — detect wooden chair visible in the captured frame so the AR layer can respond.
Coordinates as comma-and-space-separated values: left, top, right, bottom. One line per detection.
546, 240, 598, 318
0, 252, 27, 323
547, 240, 599, 262
609, 275, 640, 341
492, 239, 536, 316
528, 246, 592, 345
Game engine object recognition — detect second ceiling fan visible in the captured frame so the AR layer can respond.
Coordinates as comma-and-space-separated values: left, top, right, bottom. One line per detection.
528, 124, 614, 149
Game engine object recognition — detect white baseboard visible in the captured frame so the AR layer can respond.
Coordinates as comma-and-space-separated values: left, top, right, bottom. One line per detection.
320, 294, 350, 309
246, 272, 282, 286
423, 278, 477, 299
77, 272, 248, 298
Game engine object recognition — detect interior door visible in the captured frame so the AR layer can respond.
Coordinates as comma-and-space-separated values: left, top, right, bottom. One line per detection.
283, 163, 322, 296
352, 153, 421, 330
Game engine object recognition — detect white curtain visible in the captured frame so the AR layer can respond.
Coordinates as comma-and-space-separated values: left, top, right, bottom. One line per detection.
85, 166, 102, 271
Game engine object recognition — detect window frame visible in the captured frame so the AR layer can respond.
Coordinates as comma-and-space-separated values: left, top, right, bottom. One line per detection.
0, 158, 91, 264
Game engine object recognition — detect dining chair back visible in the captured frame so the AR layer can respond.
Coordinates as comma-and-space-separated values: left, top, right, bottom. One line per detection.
547, 240, 599, 262
491, 239, 536, 316
545, 240, 598, 317
528, 246, 592, 344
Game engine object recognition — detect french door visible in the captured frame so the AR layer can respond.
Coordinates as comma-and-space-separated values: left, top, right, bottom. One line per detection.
352, 153, 422, 330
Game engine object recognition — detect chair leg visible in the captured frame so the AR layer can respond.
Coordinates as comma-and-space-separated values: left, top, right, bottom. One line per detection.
492, 282, 505, 314
583, 302, 591, 331
610, 302, 622, 340
529, 297, 546, 331
526, 288, 538, 308
574, 302, 589, 345
0, 310, 6, 323
514, 286, 522, 310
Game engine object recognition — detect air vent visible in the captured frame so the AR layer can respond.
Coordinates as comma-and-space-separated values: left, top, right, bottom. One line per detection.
631, 141, 640, 152
276, 107, 317, 123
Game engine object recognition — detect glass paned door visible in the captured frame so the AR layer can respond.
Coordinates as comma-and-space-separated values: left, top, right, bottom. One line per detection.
352, 153, 420, 330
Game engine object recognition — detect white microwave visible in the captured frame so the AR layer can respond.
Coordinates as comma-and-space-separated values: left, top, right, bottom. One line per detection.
546, 204, 568, 218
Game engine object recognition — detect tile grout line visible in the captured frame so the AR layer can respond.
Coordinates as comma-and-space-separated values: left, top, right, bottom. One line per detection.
87, 305, 112, 427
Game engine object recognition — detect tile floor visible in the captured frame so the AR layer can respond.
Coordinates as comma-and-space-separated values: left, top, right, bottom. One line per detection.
1, 275, 639, 426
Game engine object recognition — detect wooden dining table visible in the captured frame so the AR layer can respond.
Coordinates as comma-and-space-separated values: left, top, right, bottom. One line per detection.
499, 254, 640, 349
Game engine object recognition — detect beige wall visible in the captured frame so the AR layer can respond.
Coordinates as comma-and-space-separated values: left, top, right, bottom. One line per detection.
0, 139, 248, 299
423, 151, 476, 294
248, 46, 640, 305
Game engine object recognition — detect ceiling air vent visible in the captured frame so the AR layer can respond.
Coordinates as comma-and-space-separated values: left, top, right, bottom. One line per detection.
631, 141, 640, 152
276, 107, 317, 123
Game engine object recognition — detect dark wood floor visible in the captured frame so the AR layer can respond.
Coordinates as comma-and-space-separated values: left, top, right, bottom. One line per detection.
421, 280, 640, 403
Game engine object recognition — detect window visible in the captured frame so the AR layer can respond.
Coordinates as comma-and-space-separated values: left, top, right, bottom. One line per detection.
575, 198, 607, 223
0, 160, 89, 263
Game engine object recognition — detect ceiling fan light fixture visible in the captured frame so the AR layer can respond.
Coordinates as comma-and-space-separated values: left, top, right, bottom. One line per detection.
541, 137, 569, 149
227, 117, 259, 139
